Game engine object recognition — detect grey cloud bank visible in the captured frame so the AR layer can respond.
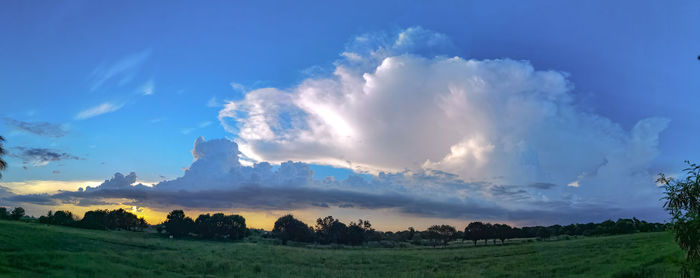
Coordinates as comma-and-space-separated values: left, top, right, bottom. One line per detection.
2, 137, 668, 225
3, 118, 68, 138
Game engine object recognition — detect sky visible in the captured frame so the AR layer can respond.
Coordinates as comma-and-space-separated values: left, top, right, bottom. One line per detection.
1, 1, 699, 230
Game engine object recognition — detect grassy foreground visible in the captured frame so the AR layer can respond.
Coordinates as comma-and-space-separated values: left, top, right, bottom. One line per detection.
0, 220, 688, 277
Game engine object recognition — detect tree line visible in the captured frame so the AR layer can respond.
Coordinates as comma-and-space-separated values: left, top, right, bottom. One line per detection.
266, 213, 667, 247
37, 208, 148, 231
461, 218, 668, 247
0, 207, 25, 220
157, 210, 248, 240
5, 207, 667, 248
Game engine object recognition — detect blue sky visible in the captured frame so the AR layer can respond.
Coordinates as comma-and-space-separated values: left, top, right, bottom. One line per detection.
0, 1, 698, 228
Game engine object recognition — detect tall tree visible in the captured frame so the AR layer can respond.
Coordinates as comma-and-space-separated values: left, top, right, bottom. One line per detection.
164, 210, 194, 237
484, 223, 494, 245
0, 135, 7, 179
315, 216, 349, 244
659, 161, 700, 273
494, 224, 512, 245
272, 214, 313, 244
464, 222, 486, 246
347, 219, 372, 246
223, 214, 247, 240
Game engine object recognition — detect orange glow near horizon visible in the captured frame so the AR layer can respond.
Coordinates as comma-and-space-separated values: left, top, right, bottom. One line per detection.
18, 201, 518, 231
3, 180, 517, 231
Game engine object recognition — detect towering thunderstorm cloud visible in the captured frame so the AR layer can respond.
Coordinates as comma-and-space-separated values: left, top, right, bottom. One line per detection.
1, 27, 670, 224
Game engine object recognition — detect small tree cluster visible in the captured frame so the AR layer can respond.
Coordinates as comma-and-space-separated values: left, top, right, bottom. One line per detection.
162, 210, 247, 240
39, 210, 76, 226
195, 213, 247, 240
464, 222, 517, 245
268, 215, 377, 245
37, 208, 147, 231
462, 218, 667, 245
426, 225, 457, 247
0, 207, 25, 220
313, 216, 377, 245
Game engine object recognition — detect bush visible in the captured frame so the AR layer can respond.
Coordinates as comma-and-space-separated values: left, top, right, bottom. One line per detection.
10, 207, 24, 220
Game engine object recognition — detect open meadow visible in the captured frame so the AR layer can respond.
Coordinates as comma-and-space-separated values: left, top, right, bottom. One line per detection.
0, 219, 688, 277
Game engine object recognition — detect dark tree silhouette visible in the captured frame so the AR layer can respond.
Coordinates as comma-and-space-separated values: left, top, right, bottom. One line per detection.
0, 135, 6, 179
328, 221, 349, 244
614, 219, 636, 234
659, 161, 700, 272
347, 222, 365, 246
10, 207, 25, 220
484, 223, 494, 245
315, 216, 349, 244
106, 208, 141, 230
272, 214, 313, 244
79, 210, 109, 230
37, 208, 147, 231
195, 213, 215, 238
39, 210, 76, 226
464, 222, 486, 246
346, 219, 373, 245
493, 224, 512, 244
0, 207, 8, 219
407, 227, 416, 241
536, 226, 551, 240
193, 213, 246, 240
223, 214, 247, 240
164, 210, 194, 237
427, 225, 456, 247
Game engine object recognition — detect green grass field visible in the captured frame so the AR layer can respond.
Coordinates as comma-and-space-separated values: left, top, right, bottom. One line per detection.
0, 220, 689, 277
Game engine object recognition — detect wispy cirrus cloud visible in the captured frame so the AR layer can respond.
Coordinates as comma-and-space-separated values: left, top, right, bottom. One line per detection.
3, 118, 68, 138
230, 82, 246, 92
140, 79, 155, 96
181, 121, 212, 134
207, 97, 221, 107
90, 49, 151, 92
75, 102, 123, 120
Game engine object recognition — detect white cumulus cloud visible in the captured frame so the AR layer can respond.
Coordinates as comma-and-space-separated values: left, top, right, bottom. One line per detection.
218, 27, 669, 207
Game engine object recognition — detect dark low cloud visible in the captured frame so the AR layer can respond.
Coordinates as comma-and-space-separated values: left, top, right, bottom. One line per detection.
4, 118, 68, 138
11, 147, 82, 167
12, 183, 654, 225
0, 186, 14, 199
0, 137, 668, 225
490, 185, 531, 201
527, 182, 558, 190
5, 193, 57, 206
24, 184, 501, 218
